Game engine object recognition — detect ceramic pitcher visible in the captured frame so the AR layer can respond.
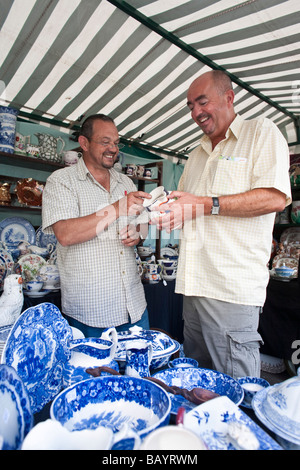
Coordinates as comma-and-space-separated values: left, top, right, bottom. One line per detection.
125, 339, 152, 378
35, 133, 65, 162
68, 327, 118, 366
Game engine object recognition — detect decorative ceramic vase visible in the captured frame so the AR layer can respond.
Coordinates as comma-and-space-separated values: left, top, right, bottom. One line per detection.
291, 201, 300, 224
0, 106, 18, 154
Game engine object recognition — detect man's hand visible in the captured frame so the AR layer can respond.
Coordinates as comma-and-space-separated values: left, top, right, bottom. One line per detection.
118, 191, 152, 217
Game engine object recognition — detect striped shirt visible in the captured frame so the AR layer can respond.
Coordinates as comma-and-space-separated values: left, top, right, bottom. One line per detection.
176, 114, 292, 306
42, 157, 147, 327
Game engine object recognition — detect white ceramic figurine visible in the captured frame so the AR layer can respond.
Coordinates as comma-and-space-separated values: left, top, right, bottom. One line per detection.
0, 274, 24, 327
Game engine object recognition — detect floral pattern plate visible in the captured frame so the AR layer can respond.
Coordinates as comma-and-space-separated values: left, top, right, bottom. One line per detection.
0, 247, 14, 290
0, 364, 33, 450
16, 254, 46, 282
1, 302, 73, 414
183, 396, 282, 450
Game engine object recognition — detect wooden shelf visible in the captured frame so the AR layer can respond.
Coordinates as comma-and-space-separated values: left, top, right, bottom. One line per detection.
0, 151, 64, 172
0, 203, 41, 212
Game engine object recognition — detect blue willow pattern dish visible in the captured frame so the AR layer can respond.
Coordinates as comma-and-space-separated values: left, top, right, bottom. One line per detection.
50, 376, 171, 439
184, 396, 282, 450
0, 217, 36, 248
2, 302, 73, 413
35, 226, 57, 248
0, 364, 33, 450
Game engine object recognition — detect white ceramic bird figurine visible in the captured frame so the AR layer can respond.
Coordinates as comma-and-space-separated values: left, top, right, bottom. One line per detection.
0, 274, 24, 327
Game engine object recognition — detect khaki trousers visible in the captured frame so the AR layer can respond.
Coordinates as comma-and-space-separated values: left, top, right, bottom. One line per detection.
182, 296, 263, 379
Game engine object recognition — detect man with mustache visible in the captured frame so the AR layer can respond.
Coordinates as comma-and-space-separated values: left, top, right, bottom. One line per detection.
42, 114, 151, 336
153, 70, 291, 378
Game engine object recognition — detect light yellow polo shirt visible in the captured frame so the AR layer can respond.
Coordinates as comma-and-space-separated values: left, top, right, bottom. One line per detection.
176, 114, 292, 306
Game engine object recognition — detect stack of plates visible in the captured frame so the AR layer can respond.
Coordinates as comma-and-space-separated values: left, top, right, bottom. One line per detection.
252, 370, 300, 448
0, 324, 12, 362
1, 303, 73, 413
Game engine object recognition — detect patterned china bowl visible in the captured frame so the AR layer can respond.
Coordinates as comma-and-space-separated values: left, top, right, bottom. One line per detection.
168, 357, 199, 369
152, 367, 244, 415
50, 375, 171, 439
253, 369, 300, 444
274, 265, 296, 277
238, 376, 270, 408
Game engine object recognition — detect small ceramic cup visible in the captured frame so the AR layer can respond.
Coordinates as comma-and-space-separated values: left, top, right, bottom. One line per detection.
169, 357, 198, 369
26, 144, 41, 158
25, 280, 44, 292
238, 376, 270, 407
125, 164, 137, 176
140, 425, 207, 450
158, 258, 178, 269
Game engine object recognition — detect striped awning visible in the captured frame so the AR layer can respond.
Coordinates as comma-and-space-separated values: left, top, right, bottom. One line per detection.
1, 0, 299, 159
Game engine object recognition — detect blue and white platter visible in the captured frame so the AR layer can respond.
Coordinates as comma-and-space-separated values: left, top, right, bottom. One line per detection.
115, 326, 180, 370
0, 364, 33, 450
35, 226, 57, 248
152, 367, 244, 415
183, 396, 282, 450
0, 217, 36, 248
1, 302, 73, 414
50, 375, 171, 439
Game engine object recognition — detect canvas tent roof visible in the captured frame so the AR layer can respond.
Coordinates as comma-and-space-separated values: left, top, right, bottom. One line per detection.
1, 0, 300, 160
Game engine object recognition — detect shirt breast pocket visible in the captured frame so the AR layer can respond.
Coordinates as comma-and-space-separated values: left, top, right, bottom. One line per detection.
211, 160, 251, 196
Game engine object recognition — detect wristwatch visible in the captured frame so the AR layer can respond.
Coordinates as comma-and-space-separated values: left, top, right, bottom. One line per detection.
211, 197, 220, 215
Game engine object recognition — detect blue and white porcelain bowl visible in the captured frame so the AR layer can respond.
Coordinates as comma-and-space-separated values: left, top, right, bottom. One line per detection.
24, 280, 44, 292
50, 376, 171, 439
152, 367, 244, 415
252, 370, 300, 446
168, 357, 199, 369
274, 265, 296, 277
238, 376, 270, 408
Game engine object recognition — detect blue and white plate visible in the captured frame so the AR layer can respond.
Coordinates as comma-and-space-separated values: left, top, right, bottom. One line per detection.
252, 385, 300, 446
1, 302, 73, 414
0, 364, 33, 450
50, 375, 171, 439
183, 396, 282, 450
115, 326, 180, 370
0, 217, 36, 248
152, 367, 244, 415
35, 226, 57, 248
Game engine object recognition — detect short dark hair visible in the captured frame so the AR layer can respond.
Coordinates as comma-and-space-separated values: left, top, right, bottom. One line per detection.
211, 70, 233, 95
80, 114, 115, 139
